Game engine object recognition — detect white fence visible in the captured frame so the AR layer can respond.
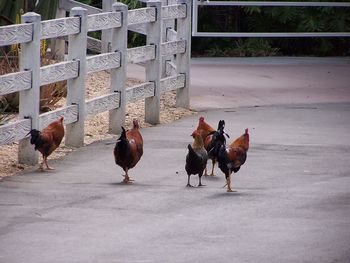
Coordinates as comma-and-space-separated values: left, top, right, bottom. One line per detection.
0, 0, 191, 165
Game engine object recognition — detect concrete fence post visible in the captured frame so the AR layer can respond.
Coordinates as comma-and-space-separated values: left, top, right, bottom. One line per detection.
102, 0, 116, 53
65, 7, 88, 147
53, 6, 66, 60
109, 2, 128, 134
162, 0, 175, 78
145, 0, 162, 125
18, 12, 41, 165
176, 0, 191, 109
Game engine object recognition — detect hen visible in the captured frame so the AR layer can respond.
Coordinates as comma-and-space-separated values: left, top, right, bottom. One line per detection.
217, 128, 250, 192
114, 119, 143, 183
196, 117, 216, 176
185, 130, 208, 187
28, 116, 65, 170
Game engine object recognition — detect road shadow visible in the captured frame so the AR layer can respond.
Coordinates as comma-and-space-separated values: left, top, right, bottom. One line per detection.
208, 191, 250, 199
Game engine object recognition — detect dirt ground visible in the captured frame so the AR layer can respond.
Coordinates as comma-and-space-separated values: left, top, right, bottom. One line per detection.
0, 71, 195, 178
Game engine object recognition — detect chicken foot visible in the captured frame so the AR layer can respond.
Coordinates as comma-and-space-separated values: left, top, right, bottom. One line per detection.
44, 156, 54, 170
198, 175, 205, 187
122, 169, 133, 183
225, 175, 236, 192
38, 156, 54, 171
186, 175, 193, 187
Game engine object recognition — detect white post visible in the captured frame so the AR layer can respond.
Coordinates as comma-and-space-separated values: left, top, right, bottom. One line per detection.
145, 0, 162, 125
176, 0, 191, 108
53, 6, 66, 60
18, 12, 41, 165
109, 2, 128, 134
162, 0, 175, 77
65, 7, 87, 147
102, 0, 115, 53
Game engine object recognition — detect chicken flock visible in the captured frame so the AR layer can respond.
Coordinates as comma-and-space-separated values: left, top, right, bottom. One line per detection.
27, 116, 249, 192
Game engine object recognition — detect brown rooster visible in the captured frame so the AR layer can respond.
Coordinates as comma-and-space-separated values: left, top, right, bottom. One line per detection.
28, 116, 65, 170
114, 119, 143, 183
217, 128, 250, 192
196, 116, 215, 141
196, 116, 216, 176
185, 130, 208, 187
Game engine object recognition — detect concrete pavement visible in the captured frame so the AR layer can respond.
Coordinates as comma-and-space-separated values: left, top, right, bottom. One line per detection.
1, 58, 350, 263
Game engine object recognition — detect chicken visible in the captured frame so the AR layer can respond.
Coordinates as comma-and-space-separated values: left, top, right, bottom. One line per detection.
27, 116, 65, 170
200, 119, 229, 176
185, 130, 208, 187
114, 119, 143, 183
196, 117, 216, 176
207, 120, 229, 159
196, 116, 215, 141
217, 128, 250, 192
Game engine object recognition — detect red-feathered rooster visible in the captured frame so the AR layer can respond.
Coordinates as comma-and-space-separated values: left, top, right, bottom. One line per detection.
217, 128, 249, 192
114, 119, 143, 183
185, 130, 208, 187
28, 116, 65, 170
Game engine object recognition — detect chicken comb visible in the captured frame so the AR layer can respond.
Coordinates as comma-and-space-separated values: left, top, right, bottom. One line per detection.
191, 130, 199, 137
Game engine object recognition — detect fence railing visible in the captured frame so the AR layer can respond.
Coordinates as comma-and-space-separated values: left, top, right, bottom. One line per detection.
0, 0, 191, 165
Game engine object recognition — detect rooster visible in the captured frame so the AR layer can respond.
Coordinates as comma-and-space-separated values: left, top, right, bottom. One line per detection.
27, 116, 65, 170
217, 128, 250, 192
185, 130, 208, 187
200, 118, 229, 176
196, 116, 215, 141
114, 119, 143, 183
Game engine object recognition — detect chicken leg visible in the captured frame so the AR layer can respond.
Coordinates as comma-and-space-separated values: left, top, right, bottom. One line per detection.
122, 168, 133, 183
210, 160, 216, 176
38, 156, 53, 171
226, 175, 236, 192
43, 156, 54, 170
186, 175, 193, 187
198, 174, 205, 187
204, 160, 216, 176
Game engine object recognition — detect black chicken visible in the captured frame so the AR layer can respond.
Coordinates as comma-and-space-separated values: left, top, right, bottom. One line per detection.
185, 130, 208, 187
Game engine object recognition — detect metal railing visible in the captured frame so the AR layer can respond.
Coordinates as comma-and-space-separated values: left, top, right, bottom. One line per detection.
192, 1, 350, 38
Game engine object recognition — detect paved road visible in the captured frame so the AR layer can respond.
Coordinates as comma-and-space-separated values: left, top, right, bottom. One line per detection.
1, 58, 350, 263
190, 57, 350, 110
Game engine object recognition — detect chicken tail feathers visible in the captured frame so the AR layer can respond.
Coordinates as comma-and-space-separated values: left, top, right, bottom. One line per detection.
114, 127, 130, 160
28, 129, 45, 151
118, 127, 127, 141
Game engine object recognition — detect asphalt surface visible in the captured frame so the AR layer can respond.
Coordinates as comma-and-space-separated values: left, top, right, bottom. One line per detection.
1, 58, 350, 263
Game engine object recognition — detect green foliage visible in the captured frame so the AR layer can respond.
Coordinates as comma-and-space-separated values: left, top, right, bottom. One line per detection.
193, 3, 350, 56
0, 0, 59, 26
119, 0, 146, 47
193, 38, 279, 57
